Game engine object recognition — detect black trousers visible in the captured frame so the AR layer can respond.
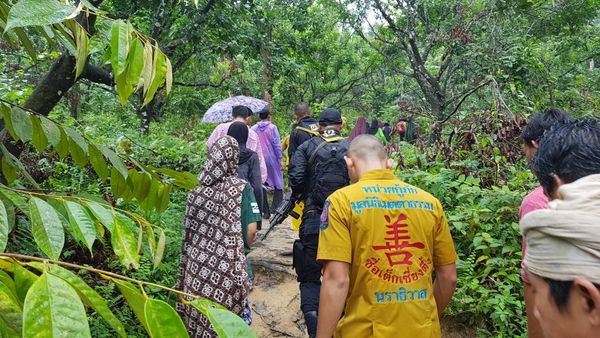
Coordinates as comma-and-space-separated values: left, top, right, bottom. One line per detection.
293, 217, 322, 314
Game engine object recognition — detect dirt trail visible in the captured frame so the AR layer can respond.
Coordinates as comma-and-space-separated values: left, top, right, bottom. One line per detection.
249, 218, 476, 338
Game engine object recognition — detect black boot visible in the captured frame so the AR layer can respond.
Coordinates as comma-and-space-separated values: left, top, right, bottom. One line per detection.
303, 310, 318, 338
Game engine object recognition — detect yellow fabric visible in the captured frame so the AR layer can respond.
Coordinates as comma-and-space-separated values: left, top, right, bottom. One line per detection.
317, 169, 457, 338
291, 201, 304, 231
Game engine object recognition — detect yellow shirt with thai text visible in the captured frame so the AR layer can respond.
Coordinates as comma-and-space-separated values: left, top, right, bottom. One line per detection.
317, 169, 457, 338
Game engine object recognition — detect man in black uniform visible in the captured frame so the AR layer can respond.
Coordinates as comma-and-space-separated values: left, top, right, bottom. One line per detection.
288, 102, 319, 169
288, 108, 350, 338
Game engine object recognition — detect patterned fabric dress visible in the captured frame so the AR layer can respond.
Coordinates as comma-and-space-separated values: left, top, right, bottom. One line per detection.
176, 136, 250, 338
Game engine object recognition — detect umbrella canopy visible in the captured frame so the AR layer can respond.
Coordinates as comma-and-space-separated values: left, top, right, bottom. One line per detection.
201, 95, 269, 124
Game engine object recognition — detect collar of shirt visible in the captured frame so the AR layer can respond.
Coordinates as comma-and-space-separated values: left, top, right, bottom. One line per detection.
359, 169, 396, 182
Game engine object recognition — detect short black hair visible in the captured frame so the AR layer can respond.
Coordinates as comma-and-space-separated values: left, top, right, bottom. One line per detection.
532, 119, 600, 195
545, 278, 600, 312
232, 105, 252, 118
294, 103, 311, 117
259, 108, 270, 120
521, 108, 570, 146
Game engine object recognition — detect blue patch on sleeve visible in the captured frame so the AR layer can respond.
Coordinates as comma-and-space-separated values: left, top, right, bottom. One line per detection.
320, 200, 330, 231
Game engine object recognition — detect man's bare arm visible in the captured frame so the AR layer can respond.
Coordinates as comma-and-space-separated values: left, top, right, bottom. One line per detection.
316, 260, 350, 338
433, 263, 457, 315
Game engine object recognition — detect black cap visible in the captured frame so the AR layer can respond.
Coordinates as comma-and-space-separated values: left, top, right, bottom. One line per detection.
318, 108, 342, 125
232, 105, 252, 118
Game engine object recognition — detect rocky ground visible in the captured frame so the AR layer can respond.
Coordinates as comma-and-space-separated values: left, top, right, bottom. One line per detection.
248, 218, 476, 338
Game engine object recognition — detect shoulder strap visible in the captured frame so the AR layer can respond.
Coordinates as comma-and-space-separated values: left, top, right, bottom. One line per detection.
308, 139, 330, 167
296, 126, 320, 137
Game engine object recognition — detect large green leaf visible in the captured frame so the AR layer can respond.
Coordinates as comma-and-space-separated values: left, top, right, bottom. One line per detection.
74, 23, 89, 78
115, 71, 135, 106
143, 49, 167, 106
111, 215, 139, 269
0, 158, 16, 185
0, 105, 17, 141
150, 167, 198, 190
144, 298, 189, 338
0, 200, 8, 252
30, 116, 49, 153
88, 143, 109, 181
127, 38, 145, 86
114, 280, 149, 332
153, 229, 165, 270
39, 116, 61, 147
0, 281, 21, 334
110, 20, 131, 76
28, 263, 126, 338
63, 126, 89, 167
23, 272, 91, 338
190, 299, 258, 338
85, 201, 114, 233
13, 265, 38, 304
0, 315, 19, 338
65, 201, 97, 252
55, 126, 70, 159
9, 107, 32, 142
0, 188, 28, 217
98, 145, 128, 179
0, 271, 16, 301
29, 197, 64, 260
5, 0, 79, 32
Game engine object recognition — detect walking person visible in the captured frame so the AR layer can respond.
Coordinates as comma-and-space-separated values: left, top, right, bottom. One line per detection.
289, 108, 350, 338
288, 102, 319, 169
521, 119, 600, 338
176, 136, 260, 337
252, 108, 284, 217
206, 105, 267, 183
349, 116, 368, 141
317, 135, 457, 337
519, 108, 570, 338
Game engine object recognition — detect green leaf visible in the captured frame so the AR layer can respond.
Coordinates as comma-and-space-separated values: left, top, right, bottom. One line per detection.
143, 49, 167, 106
39, 116, 61, 147
30, 115, 49, 152
89, 143, 109, 181
74, 23, 89, 79
0, 200, 8, 253
144, 298, 189, 338
0, 144, 39, 188
111, 167, 130, 199
0, 105, 17, 141
190, 299, 258, 338
10, 107, 32, 142
151, 167, 198, 189
0, 315, 19, 337
0, 281, 22, 334
98, 145, 128, 179
65, 200, 97, 252
153, 229, 165, 270
140, 178, 159, 212
23, 272, 91, 338
29, 197, 64, 260
127, 38, 145, 86
85, 201, 114, 233
14, 265, 38, 303
114, 280, 149, 332
110, 20, 131, 76
64, 126, 89, 167
14, 27, 37, 60
0, 271, 16, 301
0, 188, 28, 217
115, 71, 135, 106
111, 215, 139, 269
5, 0, 80, 32
129, 170, 151, 203
0, 196, 15, 233
157, 184, 171, 214
55, 126, 70, 159
165, 57, 173, 94
28, 263, 126, 338
140, 41, 154, 93
0, 158, 16, 184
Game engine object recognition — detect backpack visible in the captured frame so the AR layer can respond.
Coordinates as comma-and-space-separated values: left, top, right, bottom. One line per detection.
308, 137, 349, 208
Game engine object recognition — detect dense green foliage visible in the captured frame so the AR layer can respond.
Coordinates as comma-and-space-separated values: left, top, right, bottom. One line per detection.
1, 0, 600, 337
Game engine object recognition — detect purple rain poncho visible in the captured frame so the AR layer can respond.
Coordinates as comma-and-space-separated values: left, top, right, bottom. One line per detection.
251, 121, 284, 190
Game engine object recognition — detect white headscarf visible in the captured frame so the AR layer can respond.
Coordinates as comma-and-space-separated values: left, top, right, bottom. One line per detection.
520, 174, 600, 282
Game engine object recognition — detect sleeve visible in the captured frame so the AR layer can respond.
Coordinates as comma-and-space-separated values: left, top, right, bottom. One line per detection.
288, 130, 298, 162
519, 189, 548, 219
317, 194, 352, 263
249, 130, 268, 183
432, 201, 458, 267
289, 141, 309, 195
206, 124, 224, 149
272, 126, 283, 161
241, 184, 262, 248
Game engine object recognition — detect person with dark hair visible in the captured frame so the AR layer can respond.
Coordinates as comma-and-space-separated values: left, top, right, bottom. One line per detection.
176, 136, 260, 336
288, 103, 319, 169
288, 108, 350, 338
519, 107, 571, 338
206, 105, 267, 183
227, 122, 263, 279
367, 118, 387, 145
382, 122, 392, 142
251, 108, 284, 218
521, 120, 600, 338
316, 135, 457, 338
349, 116, 368, 141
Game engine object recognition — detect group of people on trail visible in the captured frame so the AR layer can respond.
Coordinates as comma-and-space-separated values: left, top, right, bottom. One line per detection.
176, 101, 600, 338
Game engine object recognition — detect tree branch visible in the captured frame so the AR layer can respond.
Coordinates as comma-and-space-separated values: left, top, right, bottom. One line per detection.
439, 79, 491, 123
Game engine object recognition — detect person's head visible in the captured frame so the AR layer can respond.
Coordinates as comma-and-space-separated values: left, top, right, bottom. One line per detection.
258, 107, 271, 121
232, 105, 252, 124
227, 121, 249, 147
527, 273, 600, 338
198, 136, 239, 186
345, 135, 393, 183
294, 102, 312, 121
532, 120, 600, 199
521, 108, 570, 161
318, 108, 343, 131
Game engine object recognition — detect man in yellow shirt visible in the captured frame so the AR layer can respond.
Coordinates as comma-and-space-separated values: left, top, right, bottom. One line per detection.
316, 135, 458, 338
